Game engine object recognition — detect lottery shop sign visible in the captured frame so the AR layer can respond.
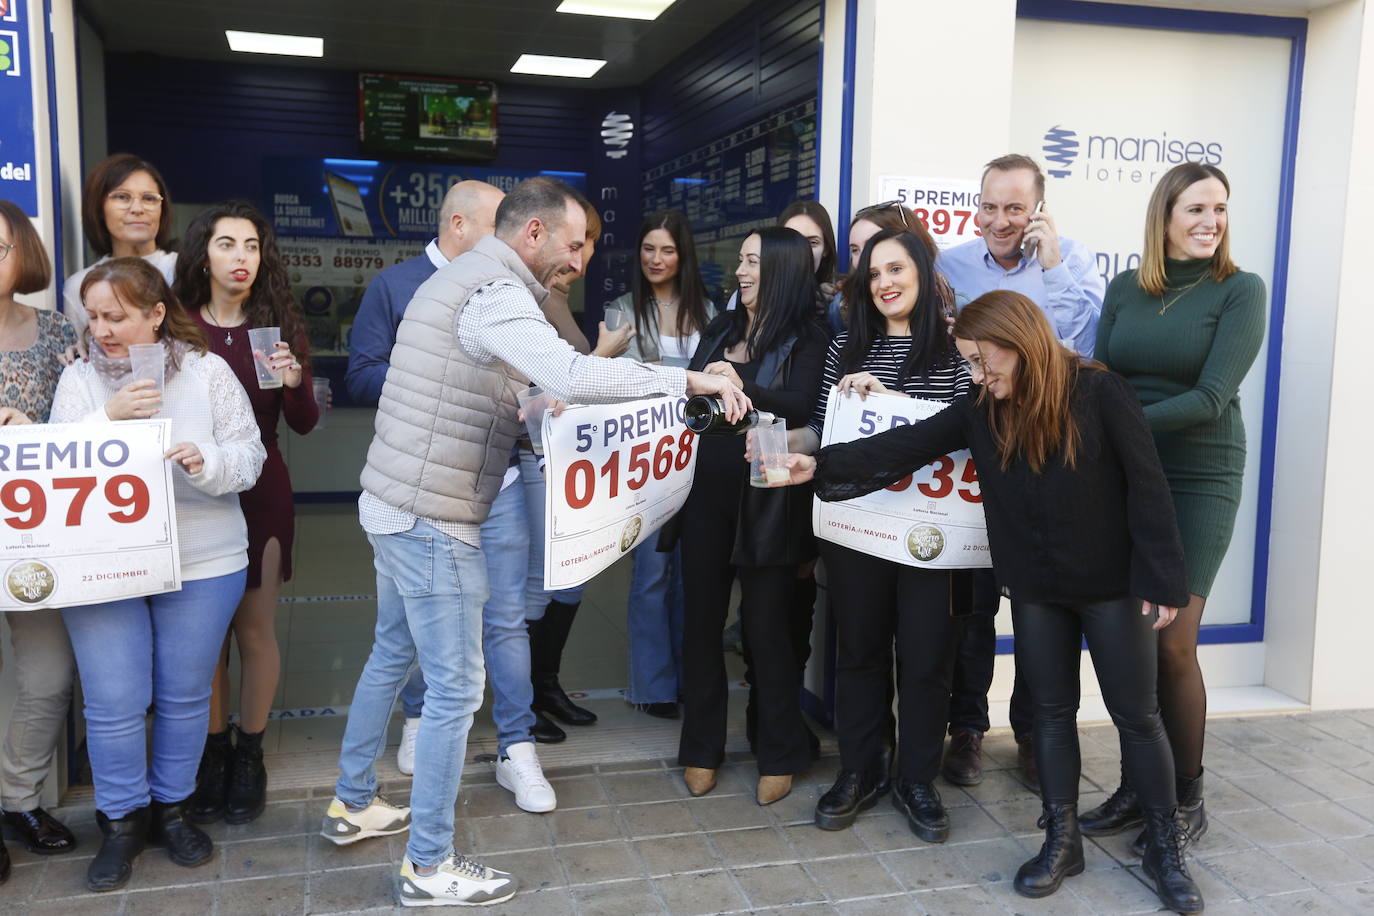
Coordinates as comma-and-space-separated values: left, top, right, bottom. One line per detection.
814, 390, 990, 569
876, 176, 983, 251
0, 420, 180, 610
543, 396, 696, 589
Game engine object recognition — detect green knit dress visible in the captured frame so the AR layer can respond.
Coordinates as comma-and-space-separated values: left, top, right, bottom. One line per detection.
1096, 258, 1266, 597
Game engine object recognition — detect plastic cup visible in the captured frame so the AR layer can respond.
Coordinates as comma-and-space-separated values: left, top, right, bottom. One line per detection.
127, 343, 164, 394
312, 377, 330, 429
246, 326, 284, 389
749, 417, 789, 488
517, 386, 551, 455
604, 310, 628, 331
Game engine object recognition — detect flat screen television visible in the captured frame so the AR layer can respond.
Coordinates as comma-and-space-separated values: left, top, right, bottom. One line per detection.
358, 73, 498, 161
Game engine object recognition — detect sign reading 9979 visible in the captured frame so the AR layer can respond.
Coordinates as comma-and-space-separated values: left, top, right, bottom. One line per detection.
0, 420, 181, 610
543, 396, 697, 590
814, 390, 990, 569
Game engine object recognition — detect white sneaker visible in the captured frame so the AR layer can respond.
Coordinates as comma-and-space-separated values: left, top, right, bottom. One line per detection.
398, 717, 421, 775
320, 794, 411, 846
494, 741, 556, 813
399, 854, 517, 907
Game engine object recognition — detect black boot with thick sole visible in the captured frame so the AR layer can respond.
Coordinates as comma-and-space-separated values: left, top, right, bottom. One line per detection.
148, 799, 213, 867
87, 807, 149, 892
1013, 804, 1085, 899
188, 729, 233, 824
1081, 766, 1143, 837
225, 726, 267, 825
1141, 808, 1205, 913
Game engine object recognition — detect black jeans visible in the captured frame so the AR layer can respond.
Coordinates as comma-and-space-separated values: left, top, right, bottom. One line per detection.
821, 543, 957, 784
678, 487, 810, 775
1012, 596, 1176, 810
947, 569, 1034, 740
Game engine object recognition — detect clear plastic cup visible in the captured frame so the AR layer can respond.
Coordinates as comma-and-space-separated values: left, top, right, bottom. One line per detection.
312, 377, 330, 429
246, 326, 284, 389
517, 386, 551, 455
604, 310, 628, 331
127, 343, 164, 394
749, 417, 789, 488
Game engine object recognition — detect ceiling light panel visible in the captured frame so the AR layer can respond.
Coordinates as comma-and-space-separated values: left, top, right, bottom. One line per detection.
225, 30, 324, 57
555, 0, 675, 20
510, 54, 607, 78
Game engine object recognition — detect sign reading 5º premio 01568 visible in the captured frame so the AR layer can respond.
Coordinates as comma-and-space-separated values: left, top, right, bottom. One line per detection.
543, 396, 697, 590
814, 390, 990, 569
0, 420, 180, 610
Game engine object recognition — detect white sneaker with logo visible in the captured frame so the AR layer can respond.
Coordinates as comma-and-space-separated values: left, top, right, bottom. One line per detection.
399, 854, 517, 907
320, 794, 411, 846
397, 717, 421, 775
494, 741, 556, 813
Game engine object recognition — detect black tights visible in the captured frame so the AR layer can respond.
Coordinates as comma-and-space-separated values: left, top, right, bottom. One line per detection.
1012, 597, 1176, 810
1156, 594, 1207, 779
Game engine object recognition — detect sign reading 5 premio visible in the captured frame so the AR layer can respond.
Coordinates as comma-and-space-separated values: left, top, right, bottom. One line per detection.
814, 390, 990, 569
543, 396, 696, 590
0, 420, 180, 610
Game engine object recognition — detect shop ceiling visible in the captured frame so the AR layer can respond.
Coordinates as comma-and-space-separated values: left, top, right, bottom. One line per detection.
78, 0, 756, 87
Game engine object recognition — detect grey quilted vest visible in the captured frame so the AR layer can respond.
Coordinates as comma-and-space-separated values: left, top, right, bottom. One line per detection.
360, 235, 543, 524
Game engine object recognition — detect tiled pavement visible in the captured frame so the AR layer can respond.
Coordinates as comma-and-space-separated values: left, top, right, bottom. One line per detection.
4, 710, 1374, 914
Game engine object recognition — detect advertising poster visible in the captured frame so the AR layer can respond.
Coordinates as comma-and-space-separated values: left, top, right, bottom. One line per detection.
813, 390, 989, 570
1011, 19, 1289, 624
876, 176, 983, 251
542, 396, 697, 590
0, 420, 180, 610
0, 0, 38, 216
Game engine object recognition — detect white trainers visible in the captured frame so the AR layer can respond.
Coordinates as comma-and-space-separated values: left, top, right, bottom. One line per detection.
320, 794, 411, 846
399, 854, 517, 907
494, 741, 556, 813
398, 717, 421, 775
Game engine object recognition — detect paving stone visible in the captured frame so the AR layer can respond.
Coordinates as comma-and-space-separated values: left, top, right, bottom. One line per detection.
781, 821, 870, 861
125, 846, 223, 889
23, 894, 129, 915
307, 831, 394, 872
652, 870, 747, 915
1214, 808, 1319, 848
1323, 879, 1374, 911
946, 836, 1026, 884
731, 862, 825, 908
506, 886, 575, 915
466, 812, 553, 854
124, 883, 215, 914
1210, 719, 1284, 748
907, 885, 1001, 915
220, 801, 312, 842
1256, 888, 1354, 915
603, 770, 688, 805
1234, 771, 1327, 809
1275, 840, 1374, 886
684, 795, 772, 832
1203, 741, 1274, 779
558, 838, 642, 885
879, 845, 975, 891
217, 873, 309, 915
943, 804, 1008, 844
548, 775, 608, 810
957, 769, 1037, 805
762, 781, 825, 825
834, 894, 918, 915
307, 862, 394, 912
457, 783, 517, 819
982, 877, 1093, 914
479, 848, 566, 893
1278, 800, 1374, 840
0, 860, 45, 904
1185, 817, 1255, 859
572, 877, 666, 915
709, 826, 795, 868
32, 854, 100, 900
1206, 774, 1268, 813
1201, 848, 1313, 899
617, 800, 698, 839
1069, 863, 1166, 913
804, 853, 903, 901
221, 834, 313, 880
632, 833, 719, 877
547, 806, 623, 845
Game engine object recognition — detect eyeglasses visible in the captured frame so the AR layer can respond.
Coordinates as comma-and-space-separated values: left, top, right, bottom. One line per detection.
855, 200, 905, 218
106, 191, 164, 210
0, 242, 12, 264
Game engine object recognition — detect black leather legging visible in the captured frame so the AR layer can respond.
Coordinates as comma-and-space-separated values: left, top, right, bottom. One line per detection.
1012, 597, 1177, 810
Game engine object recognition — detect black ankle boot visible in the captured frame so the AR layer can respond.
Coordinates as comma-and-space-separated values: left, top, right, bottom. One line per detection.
892, 779, 949, 843
1013, 804, 1085, 898
1080, 767, 1142, 837
1141, 808, 1205, 913
225, 726, 267, 825
815, 768, 886, 831
189, 729, 233, 824
87, 807, 149, 891
148, 799, 213, 867
530, 601, 596, 726
1131, 768, 1207, 857
531, 709, 567, 743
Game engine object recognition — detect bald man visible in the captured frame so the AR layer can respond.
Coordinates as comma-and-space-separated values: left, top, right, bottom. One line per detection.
345, 180, 505, 404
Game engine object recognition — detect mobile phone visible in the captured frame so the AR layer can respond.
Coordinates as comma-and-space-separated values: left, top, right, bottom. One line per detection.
1022, 200, 1045, 262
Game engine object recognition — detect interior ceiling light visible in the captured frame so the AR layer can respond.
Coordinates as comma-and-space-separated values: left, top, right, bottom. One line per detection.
510, 54, 607, 78
555, 0, 675, 20
225, 30, 324, 57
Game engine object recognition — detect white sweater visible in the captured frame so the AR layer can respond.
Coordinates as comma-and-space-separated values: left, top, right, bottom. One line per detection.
62, 250, 179, 339
50, 349, 267, 582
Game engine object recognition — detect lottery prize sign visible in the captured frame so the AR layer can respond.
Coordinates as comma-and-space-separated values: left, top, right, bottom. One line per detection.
0, 420, 180, 610
543, 396, 697, 590
814, 390, 990, 569
876, 176, 983, 251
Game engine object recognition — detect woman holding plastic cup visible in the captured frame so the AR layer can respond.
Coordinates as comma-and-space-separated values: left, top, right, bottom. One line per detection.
50, 258, 265, 891
603, 210, 716, 720
175, 200, 319, 826
667, 226, 830, 805
785, 228, 971, 839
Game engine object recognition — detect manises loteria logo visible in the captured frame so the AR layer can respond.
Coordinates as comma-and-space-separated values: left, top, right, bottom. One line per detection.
1041, 124, 1223, 185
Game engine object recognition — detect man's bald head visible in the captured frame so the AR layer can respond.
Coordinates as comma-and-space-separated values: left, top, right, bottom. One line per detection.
436, 180, 505, 260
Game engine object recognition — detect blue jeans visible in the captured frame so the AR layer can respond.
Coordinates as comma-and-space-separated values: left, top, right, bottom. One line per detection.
62, 570, 245, 817
519, 450, 584, 619
481, 482, 536, 753
626, 542, 685, 704
336, 521, 488, 868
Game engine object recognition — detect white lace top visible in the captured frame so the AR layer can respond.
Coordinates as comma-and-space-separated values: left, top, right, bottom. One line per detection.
50, 350, 267, 582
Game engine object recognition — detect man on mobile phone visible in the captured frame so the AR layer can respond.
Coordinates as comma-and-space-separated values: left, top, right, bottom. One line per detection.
934, 155, 1106, 792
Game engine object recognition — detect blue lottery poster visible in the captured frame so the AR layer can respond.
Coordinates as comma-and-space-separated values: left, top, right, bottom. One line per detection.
0, 0, 39, 217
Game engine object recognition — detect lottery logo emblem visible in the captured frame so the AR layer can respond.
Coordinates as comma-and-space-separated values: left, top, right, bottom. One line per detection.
620, 516, 643, 553
905, 525, 946, 563
6, 560, 56, 604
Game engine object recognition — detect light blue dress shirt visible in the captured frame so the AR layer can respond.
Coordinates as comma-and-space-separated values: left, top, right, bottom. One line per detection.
936, 236, 1105, 356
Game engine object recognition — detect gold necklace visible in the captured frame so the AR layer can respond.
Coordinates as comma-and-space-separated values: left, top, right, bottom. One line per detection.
1157, 274, 1207, 316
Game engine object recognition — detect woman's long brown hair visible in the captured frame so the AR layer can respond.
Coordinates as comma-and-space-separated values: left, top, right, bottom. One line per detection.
81, 257, 208, 353
952, 290, 1098, 472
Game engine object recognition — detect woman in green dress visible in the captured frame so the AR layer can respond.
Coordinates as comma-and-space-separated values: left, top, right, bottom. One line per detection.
1083, 163, 1266, 855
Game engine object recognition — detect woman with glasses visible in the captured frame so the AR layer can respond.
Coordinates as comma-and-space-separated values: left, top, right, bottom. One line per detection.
772, 290, 1203, 913
63, 154, 178, 344
0, 201, 82, 881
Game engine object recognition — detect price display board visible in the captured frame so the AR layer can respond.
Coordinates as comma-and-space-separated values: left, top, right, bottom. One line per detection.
876, 176, 983, 251
0, 420, 180, 610
543, 396, 697, 590
814, 390, 990, 569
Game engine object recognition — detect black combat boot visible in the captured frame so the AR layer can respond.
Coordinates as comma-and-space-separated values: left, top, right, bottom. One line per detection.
1013, 804, 1085, 898
1141, 808, 1205, 913
224, 726, 267, 824
1080, 766, 1143, 836
148, 799, 213, 867
188, 729, 233, 824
